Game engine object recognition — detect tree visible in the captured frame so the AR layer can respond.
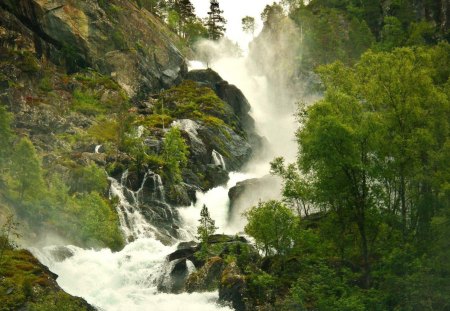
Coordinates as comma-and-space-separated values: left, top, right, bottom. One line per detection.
161, 126, 189, 183
206, 0, 226, 40
261, 3, 284, 28
197, 204, 217, 243
12, 138, 45, 200
242, 16, 256, 36
245, 200, 297, 256
0, 105, 13, 175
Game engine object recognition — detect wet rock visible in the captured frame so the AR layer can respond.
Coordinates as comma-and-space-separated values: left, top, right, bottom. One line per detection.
186, 69, 261, 147
167, 244, 203, 269
219, 262, 247, 311
228, 175, 282, 224
186, 256, 225, 293
47, 246, 75, 262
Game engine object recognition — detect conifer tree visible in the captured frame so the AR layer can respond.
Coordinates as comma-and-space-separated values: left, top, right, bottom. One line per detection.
242, 16, 256, 36
206, 0, 226, 40
197, 204, 217, 243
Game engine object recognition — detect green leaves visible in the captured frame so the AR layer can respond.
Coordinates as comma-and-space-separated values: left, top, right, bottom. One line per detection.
244, 200, 297, 256
162, 126, 189, 183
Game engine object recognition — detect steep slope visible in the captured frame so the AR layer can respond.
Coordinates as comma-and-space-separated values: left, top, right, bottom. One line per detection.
0, 0, 187, 99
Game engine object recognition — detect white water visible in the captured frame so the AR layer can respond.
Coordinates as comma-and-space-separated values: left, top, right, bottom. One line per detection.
108, 170, 159, 242
35, 168, 234, 311
36, 239, 231, 311
212, 150, 227, 170
32, 33, 298, 311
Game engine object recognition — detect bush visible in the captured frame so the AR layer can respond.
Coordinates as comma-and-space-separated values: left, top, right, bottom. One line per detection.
244, 200, 297, 256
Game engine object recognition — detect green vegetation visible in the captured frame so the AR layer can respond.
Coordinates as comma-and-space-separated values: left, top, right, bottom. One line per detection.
153, 80, 239, 140
0, 108, 124, 250
239, 44, 450, 310
245, 200, 297, 256
162, 126, 189, 183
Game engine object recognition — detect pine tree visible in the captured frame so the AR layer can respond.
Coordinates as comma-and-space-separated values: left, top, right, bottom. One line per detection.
197, 205, 217, 243
12, 137, 45, 200
242, 16, 256, 36
206, 0, 226, 40
178, 0, 196, 38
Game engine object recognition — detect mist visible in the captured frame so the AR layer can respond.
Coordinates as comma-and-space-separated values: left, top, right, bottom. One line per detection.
187, 17, 312, 231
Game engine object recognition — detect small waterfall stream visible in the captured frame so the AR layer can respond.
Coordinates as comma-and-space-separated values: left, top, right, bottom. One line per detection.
212, 150, 227, 170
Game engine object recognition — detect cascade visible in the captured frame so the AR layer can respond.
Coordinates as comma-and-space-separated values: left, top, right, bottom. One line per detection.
212, 149, 227, 170
137, 125, 145, 138
31, 7, 297, 308
150, 172, 166, 202
108, 170, 159, 242
94, 144, 102, 153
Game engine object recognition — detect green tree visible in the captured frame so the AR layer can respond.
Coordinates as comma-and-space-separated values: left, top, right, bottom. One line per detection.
161, 126, 189, 183
197, 204, 217, 243
242, 16, 256, 36
0, 105, 13, 174
206, 0, 226, 40
12, 138, 45, 200
245, 200, 297, 256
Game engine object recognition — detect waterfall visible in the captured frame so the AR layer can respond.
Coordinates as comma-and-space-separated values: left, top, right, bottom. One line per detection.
108, 170, 158, 242
34, 240, 231, 311
33, 169, 232, 311
94, 144, 102, 153
150, 172, 166, 202
137, 125, 145, 138
212, 150, 226, 170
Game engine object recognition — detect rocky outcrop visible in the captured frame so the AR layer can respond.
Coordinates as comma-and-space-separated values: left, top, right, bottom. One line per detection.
0, 0, 187, 98
219, 262, 247, 311
186, 256, 225, 292
163, 234, 257, 297
228, 175, 282, 225
186, 69, 263, 149
0, 248, 95, 310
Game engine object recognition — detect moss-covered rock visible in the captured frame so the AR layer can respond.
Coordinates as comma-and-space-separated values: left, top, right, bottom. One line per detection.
219, 262, 248, 311
0, 248, 94, 310
186, 256, 225, 292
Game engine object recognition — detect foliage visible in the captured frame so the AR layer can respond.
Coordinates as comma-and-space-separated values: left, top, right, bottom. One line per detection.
161, 126, 189, 183
0, 105, 13, 173
11, 138, 45, 201
156, 80, 231, 127
256, 45, 450, 309
197, 205, 217, 243
206, 0, 226, 40
242, 16, 256, 35
244, 200, 297, 256
68, 164, 108, 194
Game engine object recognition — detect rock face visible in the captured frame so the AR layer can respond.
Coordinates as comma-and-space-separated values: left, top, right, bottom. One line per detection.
0, 0, 187, 98
228, 175, 282, 225
0, 249, 95, 310
186, 69, 262, 149
163, 234, 256, 295
219, 262, 247, 311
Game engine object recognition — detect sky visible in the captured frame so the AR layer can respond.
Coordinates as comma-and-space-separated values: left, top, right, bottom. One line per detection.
190, 0, 277, 48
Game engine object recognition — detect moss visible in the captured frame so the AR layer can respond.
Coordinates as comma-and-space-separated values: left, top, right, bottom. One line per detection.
156, 80, 230, 125
0, 249, 92, 310
73, 71, 121, 91
38, 76, 53, 93
71, 89, 105, 115
16, 51, 40, 73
